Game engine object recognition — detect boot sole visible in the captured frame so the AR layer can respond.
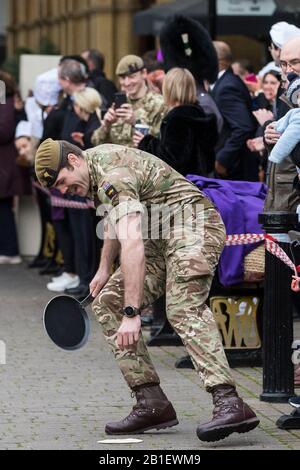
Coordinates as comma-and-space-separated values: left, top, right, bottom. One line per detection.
197, 417, 260, 442
105, 419, 179, 435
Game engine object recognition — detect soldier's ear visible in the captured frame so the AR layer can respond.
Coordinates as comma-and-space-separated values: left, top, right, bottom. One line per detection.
67, 153, 81, 167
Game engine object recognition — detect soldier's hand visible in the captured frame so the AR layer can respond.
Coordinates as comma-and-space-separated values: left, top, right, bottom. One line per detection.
264, 122, 281, 145
117, 316, 141, 350
115, 103, 135, 125
103, 105, 117, 128
89, 269, 111, 298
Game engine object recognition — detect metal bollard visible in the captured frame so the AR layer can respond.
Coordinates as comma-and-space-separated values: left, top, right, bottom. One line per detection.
258, 211, 298, 403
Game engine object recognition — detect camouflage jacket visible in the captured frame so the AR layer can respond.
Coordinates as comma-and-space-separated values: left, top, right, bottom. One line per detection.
91, 90, 166, 148
85, 144, 213, 231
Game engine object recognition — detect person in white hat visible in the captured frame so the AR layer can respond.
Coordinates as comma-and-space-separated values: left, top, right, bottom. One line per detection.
271, 21, 300, 50
25, 68, 62, 143
258, 21, 300, 77
33, 68, 62, 109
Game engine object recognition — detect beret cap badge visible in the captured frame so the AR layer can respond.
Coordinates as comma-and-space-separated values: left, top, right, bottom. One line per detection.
43, 168, 57, 187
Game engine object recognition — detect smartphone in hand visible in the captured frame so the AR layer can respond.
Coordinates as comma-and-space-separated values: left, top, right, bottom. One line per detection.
114, 92, 127, 109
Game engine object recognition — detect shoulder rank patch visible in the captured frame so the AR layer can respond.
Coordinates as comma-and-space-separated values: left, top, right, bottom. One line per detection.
101, 181, 118, 200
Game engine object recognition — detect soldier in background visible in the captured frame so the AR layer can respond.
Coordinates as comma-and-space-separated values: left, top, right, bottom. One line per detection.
35, 138, 260, 443
91, 55, 165, 147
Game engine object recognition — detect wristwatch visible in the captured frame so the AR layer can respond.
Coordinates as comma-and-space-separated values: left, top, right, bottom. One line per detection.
122, 305, 141, 318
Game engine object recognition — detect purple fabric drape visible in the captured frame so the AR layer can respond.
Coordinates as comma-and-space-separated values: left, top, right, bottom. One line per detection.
187, 175, 267, 286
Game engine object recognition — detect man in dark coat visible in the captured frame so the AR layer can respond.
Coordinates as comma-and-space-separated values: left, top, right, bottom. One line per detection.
81, 49, 117, 111
212, 41, 257, 181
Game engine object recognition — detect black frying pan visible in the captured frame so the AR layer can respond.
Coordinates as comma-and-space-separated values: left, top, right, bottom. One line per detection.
43, 293, 94, 350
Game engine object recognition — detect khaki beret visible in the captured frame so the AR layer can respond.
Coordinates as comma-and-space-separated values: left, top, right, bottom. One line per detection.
115, 55, 144, 77
35, 138, 62, 188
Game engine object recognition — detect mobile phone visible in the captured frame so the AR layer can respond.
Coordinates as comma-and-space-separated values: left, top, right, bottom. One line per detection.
114, 92, 127, 109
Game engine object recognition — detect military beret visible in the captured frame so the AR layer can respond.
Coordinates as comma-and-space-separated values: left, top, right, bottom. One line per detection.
116, 55, 145, 77
35, 138, 62, 188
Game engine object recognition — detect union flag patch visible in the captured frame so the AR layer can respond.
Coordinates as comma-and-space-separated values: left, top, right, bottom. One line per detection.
101, 181, 118, 200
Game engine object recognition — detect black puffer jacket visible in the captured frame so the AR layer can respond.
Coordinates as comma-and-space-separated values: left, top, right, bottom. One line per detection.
138, 104, 218, 176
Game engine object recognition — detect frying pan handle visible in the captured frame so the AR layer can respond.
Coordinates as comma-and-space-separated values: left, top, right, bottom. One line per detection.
80, 293, 95, 308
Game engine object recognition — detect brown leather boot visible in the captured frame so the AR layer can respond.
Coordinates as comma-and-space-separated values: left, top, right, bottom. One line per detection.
196, 384, 260, 442
105, 384, 178, 435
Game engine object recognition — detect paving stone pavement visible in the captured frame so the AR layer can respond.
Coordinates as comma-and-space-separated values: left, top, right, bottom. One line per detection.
0, 263, 300, 450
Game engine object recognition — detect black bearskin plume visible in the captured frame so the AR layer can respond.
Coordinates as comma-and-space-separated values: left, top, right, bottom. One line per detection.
160, 15, 218, 84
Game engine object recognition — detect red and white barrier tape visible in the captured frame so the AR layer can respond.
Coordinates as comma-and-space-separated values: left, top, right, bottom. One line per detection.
226, 232, 296, 275
264, 234, 296, 273
33, 181, 95, 209
33, 182, 299, 283
50, 196, 95, 209
225, 233, 265, 245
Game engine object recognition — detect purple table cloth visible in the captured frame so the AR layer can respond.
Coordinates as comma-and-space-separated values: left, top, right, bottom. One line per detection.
187, 175, 267, 286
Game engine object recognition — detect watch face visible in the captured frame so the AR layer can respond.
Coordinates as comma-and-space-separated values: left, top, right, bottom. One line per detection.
124, 306, 135, 317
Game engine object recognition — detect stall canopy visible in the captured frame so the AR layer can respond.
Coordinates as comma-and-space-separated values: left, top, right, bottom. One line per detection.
133, 0, 300, 37
134, 0, 209, 36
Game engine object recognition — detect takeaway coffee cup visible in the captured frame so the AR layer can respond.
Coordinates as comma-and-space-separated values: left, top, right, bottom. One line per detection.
134, 123, 150, 136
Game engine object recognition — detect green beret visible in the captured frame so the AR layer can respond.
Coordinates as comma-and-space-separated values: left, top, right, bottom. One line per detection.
115, 55, 144, 77
35, 138, 62, 188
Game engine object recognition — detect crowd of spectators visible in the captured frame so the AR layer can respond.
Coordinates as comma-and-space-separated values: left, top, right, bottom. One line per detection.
2, 18, 300, 329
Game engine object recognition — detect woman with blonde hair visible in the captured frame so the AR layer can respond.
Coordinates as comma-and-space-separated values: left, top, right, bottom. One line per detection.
72, 87, 102, 149
162, 66, 197, 107
133, 67, 218, 176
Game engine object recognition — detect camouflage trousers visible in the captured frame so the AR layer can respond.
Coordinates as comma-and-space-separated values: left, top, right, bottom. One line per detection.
92, 205, 235, 391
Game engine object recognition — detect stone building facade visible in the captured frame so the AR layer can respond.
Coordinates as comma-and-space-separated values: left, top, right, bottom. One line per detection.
6, 0, 160, 79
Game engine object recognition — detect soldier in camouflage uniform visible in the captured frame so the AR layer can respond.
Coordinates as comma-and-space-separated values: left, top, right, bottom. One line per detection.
35, 138, 259, 442
91, 55, 165, 147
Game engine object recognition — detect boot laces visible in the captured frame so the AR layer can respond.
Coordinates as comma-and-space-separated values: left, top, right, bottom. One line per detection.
127, 391, 157, 417
213, 397, 242, 417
